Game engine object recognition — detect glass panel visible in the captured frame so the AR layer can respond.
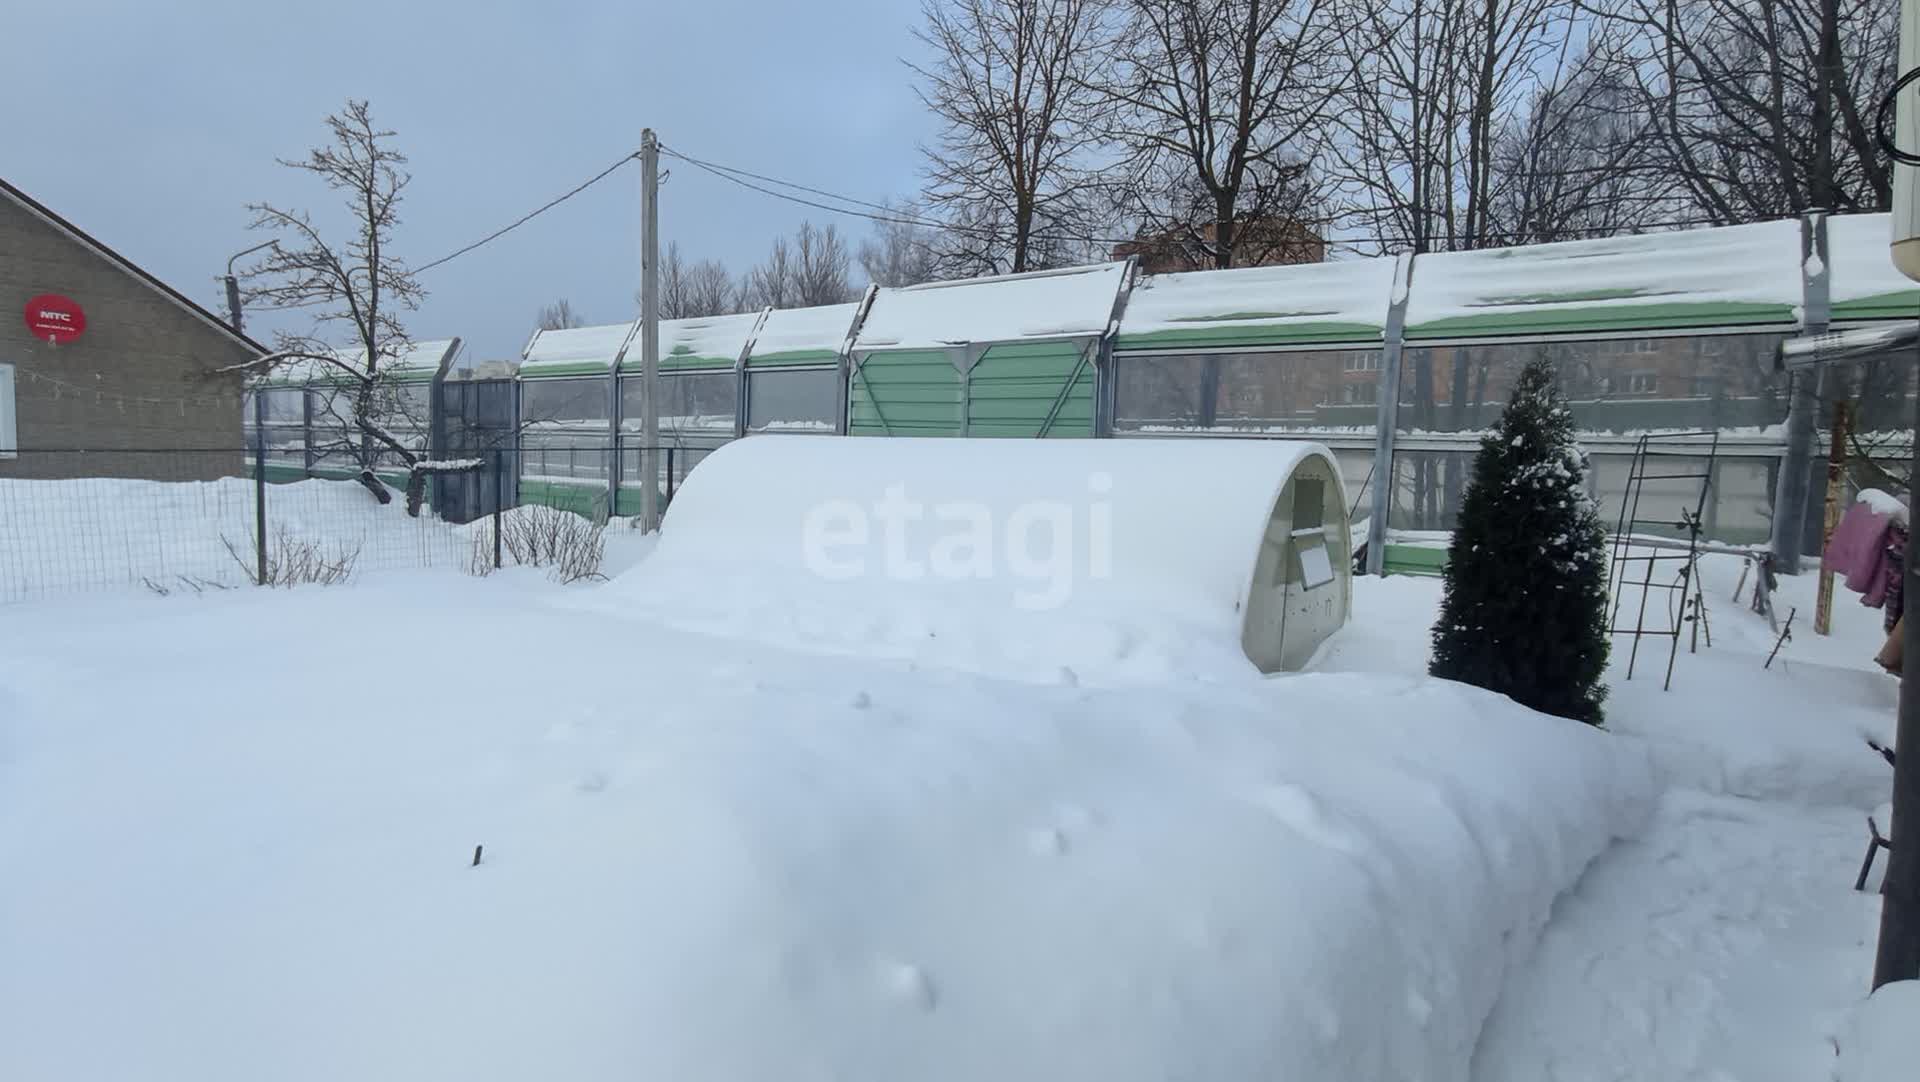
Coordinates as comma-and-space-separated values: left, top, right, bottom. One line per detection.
1390, 334, 1790, 534
521, 433, 611, 482
1397, 335, 1789, 437
1292, 478, 1325, 531
1114, 354, 1206, 431
1214, 350, 1380, 432
522, 377, 610, 425
620, 373, 737, 438
263, 388, 305, 423
748, 368, 840, 433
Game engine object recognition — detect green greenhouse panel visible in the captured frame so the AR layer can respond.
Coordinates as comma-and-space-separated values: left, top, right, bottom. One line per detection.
850, 349, 964, 436
966, 341, 1096, 437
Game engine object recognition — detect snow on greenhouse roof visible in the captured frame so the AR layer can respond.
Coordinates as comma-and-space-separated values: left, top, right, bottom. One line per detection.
521, 322, 636, 378
660, 311, 765, 370
1828, 213, 1920, 322
1115, 256, 1399, 350
747, 302, 862, 366
854, 263, 1129, 352
1402, 219, 1804, 338
261, 338, 460, 386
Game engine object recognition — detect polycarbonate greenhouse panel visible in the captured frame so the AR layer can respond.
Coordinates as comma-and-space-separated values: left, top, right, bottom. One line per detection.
849, 350, 963, 436
1115, 255, 1398, 350
1827, 213, 1920, 322
520, 323, 634, 377
747, 303, 861, 367
260, 338, 460, 386
661, 311, 764, 371
854, 263, 1129, 351
965, 341, 1096, 437
1401, 220, 1804, 338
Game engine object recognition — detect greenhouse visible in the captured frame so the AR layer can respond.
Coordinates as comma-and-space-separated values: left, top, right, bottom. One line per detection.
244, 338, 462, 485
849, 262, 1130, 438
245, 212, 1917, 574
516, 303, 867, 516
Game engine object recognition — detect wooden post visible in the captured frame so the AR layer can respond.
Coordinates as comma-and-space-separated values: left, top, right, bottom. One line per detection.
1813, 399, 1849, 635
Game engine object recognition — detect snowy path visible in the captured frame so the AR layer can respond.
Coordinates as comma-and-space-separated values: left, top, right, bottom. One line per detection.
1471, 791, 1879, 1082
1325, 559, 1897, 1082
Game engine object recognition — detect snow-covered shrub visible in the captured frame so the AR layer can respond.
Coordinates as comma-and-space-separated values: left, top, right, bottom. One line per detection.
221, 526, 360, 588
1430, 355, 1610, 724
473, 504, 606, 583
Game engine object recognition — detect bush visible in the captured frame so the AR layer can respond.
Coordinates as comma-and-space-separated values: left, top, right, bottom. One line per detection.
471, 504, 606, 584
1429, 356, 1610, 725
222, 527, 360, 588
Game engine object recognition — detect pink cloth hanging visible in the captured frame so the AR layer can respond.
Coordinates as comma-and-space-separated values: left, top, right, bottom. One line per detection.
1824, 502, 1892, 596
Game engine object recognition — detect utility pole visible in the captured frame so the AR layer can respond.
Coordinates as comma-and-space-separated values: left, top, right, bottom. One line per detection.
639, 130, 662, 533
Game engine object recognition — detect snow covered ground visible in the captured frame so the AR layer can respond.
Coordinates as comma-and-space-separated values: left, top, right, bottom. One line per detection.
0, 514, 1904, 1079
1329, 554, 1901, 1082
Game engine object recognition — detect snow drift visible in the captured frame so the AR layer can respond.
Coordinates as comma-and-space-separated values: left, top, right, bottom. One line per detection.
0, 578, 1652, 1082
590, 435, 1350, 683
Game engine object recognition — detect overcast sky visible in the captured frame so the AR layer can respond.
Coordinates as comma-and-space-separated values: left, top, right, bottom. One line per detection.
3, 0, 938, 362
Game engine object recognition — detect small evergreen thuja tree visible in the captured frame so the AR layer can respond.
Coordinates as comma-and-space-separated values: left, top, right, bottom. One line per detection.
1429, 356, 1610, 725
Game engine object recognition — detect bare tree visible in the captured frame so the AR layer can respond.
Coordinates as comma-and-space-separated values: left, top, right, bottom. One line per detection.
659, 242, 695, 320
1486, 42, 1664, 244
912, 0, 1110, 274
793, 222, 856, 305
1584, 0, 1895, 222
742, 235, 796, 309
860, 205, 942, 286
233, 100, 447, 515
536, 298, 586, 331
1329, 0, 1587, 255
651, 242, 738, 318
687, 258, 737, 315
1100, 0, 1339, 269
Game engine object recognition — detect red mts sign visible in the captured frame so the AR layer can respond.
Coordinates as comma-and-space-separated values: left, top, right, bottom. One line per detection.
24, 294, 86, 344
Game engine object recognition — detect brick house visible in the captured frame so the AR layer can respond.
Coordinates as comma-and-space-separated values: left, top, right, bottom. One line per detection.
1112, 218, 1325, 274
1, 177, 263, 479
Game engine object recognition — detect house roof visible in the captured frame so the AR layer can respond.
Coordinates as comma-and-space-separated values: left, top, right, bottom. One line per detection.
0, 176, 268, 355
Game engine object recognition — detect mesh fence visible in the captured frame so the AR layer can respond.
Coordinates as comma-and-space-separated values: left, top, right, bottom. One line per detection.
0, 446, 693, 604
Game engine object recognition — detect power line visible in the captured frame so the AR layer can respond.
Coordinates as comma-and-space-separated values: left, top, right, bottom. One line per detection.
657, 142, 1794, 256
415, 152, 640, 274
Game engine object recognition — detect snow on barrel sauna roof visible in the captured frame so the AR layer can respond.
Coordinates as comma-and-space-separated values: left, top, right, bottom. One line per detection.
1401, 218, 1805, 338
605, 435, 1345, 682
1114, 254, 1401, 350
1828, 212, 1920, 323
746, 302, 862, 367
854, 263, 1130, 352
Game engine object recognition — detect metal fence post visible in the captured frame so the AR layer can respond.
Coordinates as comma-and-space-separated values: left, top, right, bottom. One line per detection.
1769, 209, 1831, 573
492, 448, 503, 570
251, 391, 268, 585
1365, 253, 1415, 576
